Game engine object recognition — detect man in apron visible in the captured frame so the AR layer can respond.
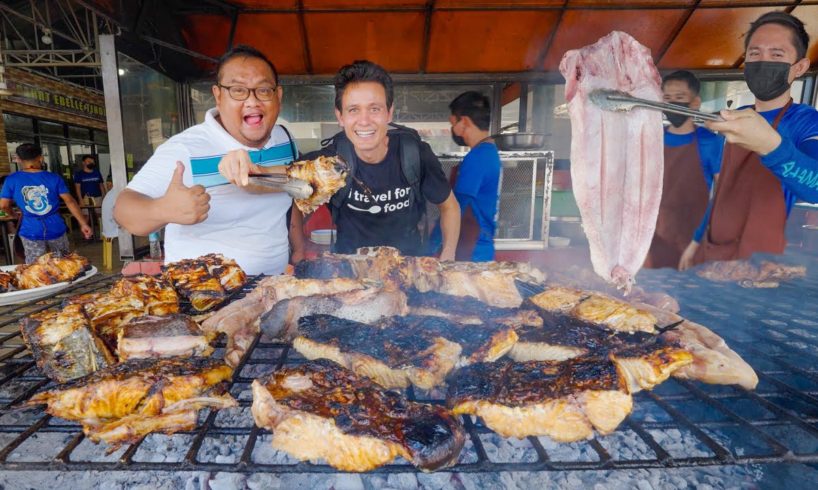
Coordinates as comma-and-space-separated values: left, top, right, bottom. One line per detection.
644, 71, 723, 269
678, 12, 818, 269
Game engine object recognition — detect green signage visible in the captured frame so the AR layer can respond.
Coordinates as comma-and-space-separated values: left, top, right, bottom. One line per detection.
7, 80, 106, 121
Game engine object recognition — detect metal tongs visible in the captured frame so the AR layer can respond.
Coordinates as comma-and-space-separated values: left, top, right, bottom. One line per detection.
247, 173, 313, 199
589, 89, 722, 122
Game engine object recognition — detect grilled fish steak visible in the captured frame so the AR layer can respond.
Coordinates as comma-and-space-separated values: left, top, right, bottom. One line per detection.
287, 155, 348, 214
294, 314, 516, 389
108, 275, 180, 316
163, 254, 245, 312
20, 304, 114, 382
294, 314, 461, 390
201, 276, 365, 367
15, 253, 90, 289
447, 359, 632, 441
295, 247, 545, 307
260, 287, 408, 340
25, 357, 236, 447
0, 271, 15, 292
509, 310, 692, 392
251, 360, 465, 472
640, 303, 759, 390
695, 259, 806, 288
406, 289, 542, 328
529, 286, 656, 333
117, 314, 214, 361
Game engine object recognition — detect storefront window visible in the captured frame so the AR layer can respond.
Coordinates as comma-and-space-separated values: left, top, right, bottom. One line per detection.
3, 114, 34, 134
68, 126, 92, 141
38, 120, 65, 138
118, 53, 180, 179
94, 130, 109, 145
190, 81, 216, 125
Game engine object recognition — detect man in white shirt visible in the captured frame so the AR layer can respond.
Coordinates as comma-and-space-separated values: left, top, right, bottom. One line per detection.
115, 45, 304, 275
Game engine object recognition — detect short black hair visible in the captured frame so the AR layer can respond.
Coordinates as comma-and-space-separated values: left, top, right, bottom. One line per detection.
16, 143, 42, 161
662, 70, 701, 95
333, 60, 394, 111
216, 44, 279, 85
449, 91, 492, 131
745, 12, 809, 60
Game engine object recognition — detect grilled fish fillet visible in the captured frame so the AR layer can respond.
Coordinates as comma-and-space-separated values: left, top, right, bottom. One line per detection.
117, 314, 214, 361
163, 254, 245, 312
509, 310, 692, 392
529, 287, 656, 333
108, 275, 179, 316
251, 360, 465, 472
447, 359, 632, 441
295, 246, 546, 306
15, 253, 89, 289
641, 304, 758, 390
287, 155, 348, 214
20, 304, 114, 382
294, 314, 516, 389
25, 357, 236, 447
0, 271, 15, 292
260, 287, 408, 340
406, 289, 542, 328
201, 276, 366, 366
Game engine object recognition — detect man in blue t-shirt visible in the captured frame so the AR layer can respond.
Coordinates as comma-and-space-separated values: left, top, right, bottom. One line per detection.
73, 154, 106, 204
645, 71, 724, 270
1, 144, 92, 263
431, 91, 501, 261
680, 12, 818, 268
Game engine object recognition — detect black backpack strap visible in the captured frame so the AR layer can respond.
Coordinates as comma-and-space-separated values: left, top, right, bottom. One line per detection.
327, 131, 357, 224
279, 125, 299, 161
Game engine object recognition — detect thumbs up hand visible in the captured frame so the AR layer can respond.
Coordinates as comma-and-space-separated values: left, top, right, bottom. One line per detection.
162, 162, 210, 224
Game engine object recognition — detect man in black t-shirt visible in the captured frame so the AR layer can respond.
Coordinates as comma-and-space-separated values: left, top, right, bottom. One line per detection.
309, 61, 460, 257
220, 60, 461, 259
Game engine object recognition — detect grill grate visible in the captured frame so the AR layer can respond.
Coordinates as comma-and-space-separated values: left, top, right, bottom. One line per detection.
0, 261, 817, 473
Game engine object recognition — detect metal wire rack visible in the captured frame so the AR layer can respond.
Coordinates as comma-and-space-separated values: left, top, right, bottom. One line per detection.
0, 262, 816, 473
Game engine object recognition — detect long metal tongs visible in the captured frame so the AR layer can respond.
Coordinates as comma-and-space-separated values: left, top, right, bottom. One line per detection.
247, 173, 314, 199
589, 89, 722, 122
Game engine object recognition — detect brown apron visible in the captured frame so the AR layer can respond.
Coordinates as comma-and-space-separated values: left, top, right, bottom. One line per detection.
693, 100, 792, 265
644, 133, 710, 269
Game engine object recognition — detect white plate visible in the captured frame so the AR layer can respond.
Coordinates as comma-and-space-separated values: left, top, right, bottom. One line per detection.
0, 265, 98, 306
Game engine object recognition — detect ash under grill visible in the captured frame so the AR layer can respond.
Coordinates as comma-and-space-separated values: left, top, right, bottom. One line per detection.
0, 264, 817, 474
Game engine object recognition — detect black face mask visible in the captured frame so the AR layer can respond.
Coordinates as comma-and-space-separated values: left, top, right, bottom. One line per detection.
744, 61, 792, 102
663, 102, 691, 128
85, 163, 96, 169
451, 131, 467, 147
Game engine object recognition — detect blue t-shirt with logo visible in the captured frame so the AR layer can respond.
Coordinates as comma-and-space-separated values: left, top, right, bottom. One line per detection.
73, 168, 104, 197
1, 171, 68, 240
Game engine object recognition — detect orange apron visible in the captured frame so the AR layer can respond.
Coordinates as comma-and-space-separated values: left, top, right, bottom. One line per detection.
693, 100, 792, 264
644, 133, 710, 268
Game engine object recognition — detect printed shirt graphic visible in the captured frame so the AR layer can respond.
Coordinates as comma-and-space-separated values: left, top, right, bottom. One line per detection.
0, 171, 68, 240
127, 108, 297, 275
313, 136, 450, 255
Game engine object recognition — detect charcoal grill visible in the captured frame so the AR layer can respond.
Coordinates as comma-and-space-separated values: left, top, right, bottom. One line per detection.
0, 261, 817, 474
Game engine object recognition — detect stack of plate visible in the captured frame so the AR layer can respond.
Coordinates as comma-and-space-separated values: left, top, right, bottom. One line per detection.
310, 229, 336, 245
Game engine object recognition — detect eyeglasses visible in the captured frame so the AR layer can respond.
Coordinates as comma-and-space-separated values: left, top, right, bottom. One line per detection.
217, 84, 278, 102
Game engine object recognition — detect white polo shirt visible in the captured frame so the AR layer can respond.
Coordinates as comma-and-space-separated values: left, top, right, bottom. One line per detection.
127, 108, 296, 275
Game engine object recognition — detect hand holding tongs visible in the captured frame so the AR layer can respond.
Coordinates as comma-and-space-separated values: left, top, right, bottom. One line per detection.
589, 89, 722, 122
247, 173, 314, 200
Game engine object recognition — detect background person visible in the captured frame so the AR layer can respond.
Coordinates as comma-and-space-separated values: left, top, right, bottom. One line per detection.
644, 71, 724, 269
429, 91, 500, 261
0, 144, 92, 263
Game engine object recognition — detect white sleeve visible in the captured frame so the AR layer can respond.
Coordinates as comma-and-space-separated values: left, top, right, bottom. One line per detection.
126, 141, 192, 199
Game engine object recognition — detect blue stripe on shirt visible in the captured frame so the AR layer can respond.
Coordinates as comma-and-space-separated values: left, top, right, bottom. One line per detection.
190, 143, 296, 187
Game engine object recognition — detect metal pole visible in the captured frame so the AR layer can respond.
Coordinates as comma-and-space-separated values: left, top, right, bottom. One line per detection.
99, 34, 134, 260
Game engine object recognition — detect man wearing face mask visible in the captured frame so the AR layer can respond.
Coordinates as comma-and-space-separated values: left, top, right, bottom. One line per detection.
74, 154, 106, 239
644, 71, 724, 269
429, 91, 500, 261
679, 12, 818, 269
